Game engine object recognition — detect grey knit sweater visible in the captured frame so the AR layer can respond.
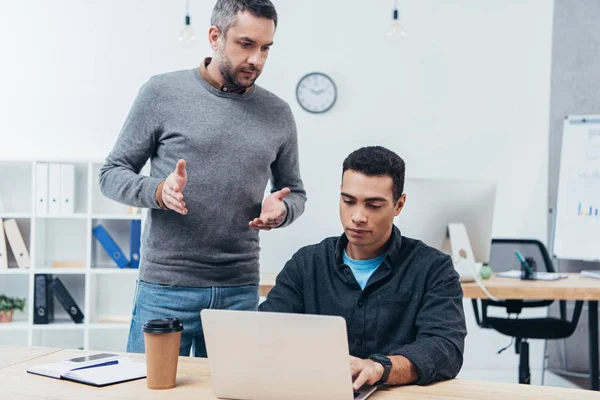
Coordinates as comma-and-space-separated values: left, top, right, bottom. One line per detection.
99, 68, 306, 287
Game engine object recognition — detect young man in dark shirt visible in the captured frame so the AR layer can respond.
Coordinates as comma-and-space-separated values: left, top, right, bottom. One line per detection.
259, 146, 467, 389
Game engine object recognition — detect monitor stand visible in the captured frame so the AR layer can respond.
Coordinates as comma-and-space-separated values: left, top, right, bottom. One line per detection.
446, 223, 481, 282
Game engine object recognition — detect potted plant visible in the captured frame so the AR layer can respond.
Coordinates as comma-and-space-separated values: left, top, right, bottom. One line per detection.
0, 294, 26, 323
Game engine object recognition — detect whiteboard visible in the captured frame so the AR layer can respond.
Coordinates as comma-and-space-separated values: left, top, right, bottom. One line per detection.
553, 115, 600, 261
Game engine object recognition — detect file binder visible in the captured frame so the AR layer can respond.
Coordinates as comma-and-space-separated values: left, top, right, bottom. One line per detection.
49, 277, 84, 323
3, 219, 30, 268
60, 163, 75, 215
34, 274, 55, 324
92, 225, 130, 268
129, 220, 141, 269
0, 219, 7, 269
35, 163, 49, 216
48, 163, 61, 215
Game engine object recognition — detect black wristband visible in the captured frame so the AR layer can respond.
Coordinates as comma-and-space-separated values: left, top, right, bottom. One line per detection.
368, 354, 392, 385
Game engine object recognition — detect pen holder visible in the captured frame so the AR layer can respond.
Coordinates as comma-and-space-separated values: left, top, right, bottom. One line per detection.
520, 257, 537, 280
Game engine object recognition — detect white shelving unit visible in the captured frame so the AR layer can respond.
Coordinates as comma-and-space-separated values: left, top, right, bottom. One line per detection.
0, 160, 143, 352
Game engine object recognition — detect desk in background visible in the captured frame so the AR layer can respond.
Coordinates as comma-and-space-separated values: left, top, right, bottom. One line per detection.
260, 272, 600, 300
1, 345, 600, 399
462, 273, 600, 391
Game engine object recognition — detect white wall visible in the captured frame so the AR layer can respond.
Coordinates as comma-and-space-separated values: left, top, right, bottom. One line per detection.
0, 0, 552, 249
0, 0, 555, 384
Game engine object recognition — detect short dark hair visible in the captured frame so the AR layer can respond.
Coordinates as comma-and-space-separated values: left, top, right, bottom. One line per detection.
342, 146, 406, 202
211, 0, 278, 37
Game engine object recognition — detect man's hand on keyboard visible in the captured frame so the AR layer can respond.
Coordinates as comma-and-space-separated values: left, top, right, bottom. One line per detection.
350, 356, 383, 390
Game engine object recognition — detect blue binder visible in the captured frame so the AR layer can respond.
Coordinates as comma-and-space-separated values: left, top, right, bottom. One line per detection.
129, 220, 141, 269
92, 225, 130, 268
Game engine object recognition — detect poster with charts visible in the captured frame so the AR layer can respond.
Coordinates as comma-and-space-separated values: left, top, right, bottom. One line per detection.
553, 115, 600, 260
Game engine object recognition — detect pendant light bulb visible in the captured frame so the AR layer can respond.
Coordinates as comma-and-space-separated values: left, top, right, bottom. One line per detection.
387, 7, 406, 42
178, 0, 196, 49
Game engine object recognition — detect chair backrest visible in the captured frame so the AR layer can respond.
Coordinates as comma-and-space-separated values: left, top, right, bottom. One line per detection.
485, 239, 555, 311
490, 239, 555, 273
472, 239, 582, 329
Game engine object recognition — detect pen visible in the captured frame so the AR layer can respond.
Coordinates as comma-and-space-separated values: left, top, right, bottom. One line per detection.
70, 360, 119, 371
514, 250, 534, 276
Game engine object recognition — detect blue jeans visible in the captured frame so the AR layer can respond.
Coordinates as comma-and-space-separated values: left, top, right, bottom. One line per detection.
126, 279, 259, 357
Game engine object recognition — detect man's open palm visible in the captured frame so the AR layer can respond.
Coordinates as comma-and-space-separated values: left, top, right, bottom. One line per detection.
162, 159, 188, 215
249, 188, 291, 230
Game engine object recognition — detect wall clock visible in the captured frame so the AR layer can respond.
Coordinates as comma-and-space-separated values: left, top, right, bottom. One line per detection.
295, 72, 337, 114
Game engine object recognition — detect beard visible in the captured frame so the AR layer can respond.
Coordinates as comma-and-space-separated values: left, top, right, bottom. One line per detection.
217, 45, 260, 88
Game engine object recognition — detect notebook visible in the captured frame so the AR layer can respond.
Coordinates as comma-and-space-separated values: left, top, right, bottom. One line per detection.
497, 270, 568, 281
27, 355, 146, 387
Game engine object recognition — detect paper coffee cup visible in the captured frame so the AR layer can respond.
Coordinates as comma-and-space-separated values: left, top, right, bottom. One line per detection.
142, 317, 184, 390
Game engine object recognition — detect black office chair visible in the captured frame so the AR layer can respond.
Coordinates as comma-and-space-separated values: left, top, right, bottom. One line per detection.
471, 239, 584, 384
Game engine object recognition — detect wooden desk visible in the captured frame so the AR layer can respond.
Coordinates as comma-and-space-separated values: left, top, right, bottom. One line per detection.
463, 273, 600, 391
261, 272, 600, 300
0, 346, 61, 369
1, 346, 599, 399
462, 273, 600, 301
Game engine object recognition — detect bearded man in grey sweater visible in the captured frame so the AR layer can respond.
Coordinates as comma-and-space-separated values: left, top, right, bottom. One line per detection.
99, 0, 306, 357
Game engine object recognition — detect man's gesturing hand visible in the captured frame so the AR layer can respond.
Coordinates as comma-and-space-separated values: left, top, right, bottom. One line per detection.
249, 188, 291, 230
162, 159, 188, 215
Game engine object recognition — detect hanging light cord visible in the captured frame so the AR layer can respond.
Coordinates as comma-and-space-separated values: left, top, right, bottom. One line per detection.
185, 0, 191, 25
392, 0, 399, 20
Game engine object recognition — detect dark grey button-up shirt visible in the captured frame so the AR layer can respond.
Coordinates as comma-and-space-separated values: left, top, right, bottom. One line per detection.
259, 225, 467, 385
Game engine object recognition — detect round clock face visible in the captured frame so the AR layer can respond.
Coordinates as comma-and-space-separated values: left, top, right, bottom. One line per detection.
295, 72, 337, 114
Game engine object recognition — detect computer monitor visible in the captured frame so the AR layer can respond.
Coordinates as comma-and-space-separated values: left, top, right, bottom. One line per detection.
396, 178, 497, 265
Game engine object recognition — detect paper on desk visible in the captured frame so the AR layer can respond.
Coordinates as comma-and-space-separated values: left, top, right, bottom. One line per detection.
582, 270, 600, 279
497, 270, 568, 281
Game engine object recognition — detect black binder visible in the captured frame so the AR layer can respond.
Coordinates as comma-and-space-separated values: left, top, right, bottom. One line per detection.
34, 274, 54, 324
49, 278, 84, 323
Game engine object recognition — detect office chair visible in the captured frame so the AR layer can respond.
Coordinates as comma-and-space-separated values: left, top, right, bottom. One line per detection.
471, 239, 584, 384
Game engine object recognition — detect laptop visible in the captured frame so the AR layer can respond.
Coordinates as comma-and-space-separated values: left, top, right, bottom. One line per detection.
201, 309, 378, 400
